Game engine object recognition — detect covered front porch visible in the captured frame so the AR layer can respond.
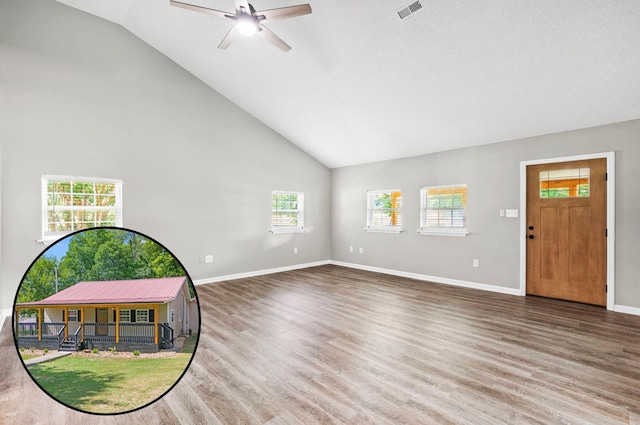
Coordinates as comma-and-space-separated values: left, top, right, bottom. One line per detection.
15, 304, 174, 353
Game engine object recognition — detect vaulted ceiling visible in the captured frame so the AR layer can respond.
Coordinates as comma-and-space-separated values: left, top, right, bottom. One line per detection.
57, 0, 640, 168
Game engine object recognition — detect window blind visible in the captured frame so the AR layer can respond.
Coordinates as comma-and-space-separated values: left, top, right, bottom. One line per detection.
367, 190, 402, 231
420, 184, 467, 231
42, 175, 123, 241
272, 191, 304, 232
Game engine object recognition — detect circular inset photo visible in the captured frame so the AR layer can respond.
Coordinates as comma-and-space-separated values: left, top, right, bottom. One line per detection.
12, 227, 200, 415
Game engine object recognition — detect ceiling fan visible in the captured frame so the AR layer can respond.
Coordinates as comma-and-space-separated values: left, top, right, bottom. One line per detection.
170, 0, 312, 52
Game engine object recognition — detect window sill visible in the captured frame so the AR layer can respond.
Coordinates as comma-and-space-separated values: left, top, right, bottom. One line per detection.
417, 229, 469, 237
37, 236, 64, 246
270, 228, 305, 234
364, 228, 403, 234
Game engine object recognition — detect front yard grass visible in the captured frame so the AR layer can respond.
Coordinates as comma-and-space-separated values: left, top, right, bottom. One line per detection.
27, 351, 193, 413
19, 348, 45, 361
20, 354, 39, 361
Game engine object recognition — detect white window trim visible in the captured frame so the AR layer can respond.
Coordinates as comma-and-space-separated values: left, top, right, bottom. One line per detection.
366, 228, 404, 234
136, 309, 149, 323
68, 310, 79, 322
419, 184, 469, 237
366, 189, 403, 233
271, 190, 305, 234
417, 228, 469, 237
119, 309, 131, 323
40, 175, 123, 245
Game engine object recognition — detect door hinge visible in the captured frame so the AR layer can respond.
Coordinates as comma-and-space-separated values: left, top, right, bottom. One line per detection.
606, 228, 608, 237
606, 285, 608, 293
605, 173, 608, 181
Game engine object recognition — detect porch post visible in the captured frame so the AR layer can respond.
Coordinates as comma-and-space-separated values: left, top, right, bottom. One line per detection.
38, 308, 42, 341
154, 304, 159, 345
115, 306, 120, 343
14, 307, 19, 340
64, 306, 69, 338
81, 306, 85, 340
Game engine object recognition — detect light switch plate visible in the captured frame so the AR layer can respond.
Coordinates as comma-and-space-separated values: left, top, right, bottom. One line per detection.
505, 209, 518, 218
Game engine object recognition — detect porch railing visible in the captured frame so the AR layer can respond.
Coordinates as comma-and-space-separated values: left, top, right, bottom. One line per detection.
159, 323, 174, 349
68, 325, 82, 350
83, 323, 116, 343
82, 323, 155, 344
57, 325, 66, 347
16, 322, 65, 340
119, 323, 155, 344
18, 322, 163, 346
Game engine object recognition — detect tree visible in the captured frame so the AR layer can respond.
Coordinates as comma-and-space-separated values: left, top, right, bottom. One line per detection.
17, 255, 58, 308
18, 228, 194, 303
141, 240, 185, 278
90, 238, 136, 281
57, 229, 119, 289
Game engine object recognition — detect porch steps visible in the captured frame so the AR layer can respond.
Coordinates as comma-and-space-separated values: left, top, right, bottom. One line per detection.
59, 340, 79, 351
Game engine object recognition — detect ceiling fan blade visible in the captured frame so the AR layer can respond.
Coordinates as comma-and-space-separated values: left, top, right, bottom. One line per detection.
234, 0, 250, 14
170, 0, 230, 19
259, 4, 311, 22
218, 26, 239, 49
256, 26, 291, 52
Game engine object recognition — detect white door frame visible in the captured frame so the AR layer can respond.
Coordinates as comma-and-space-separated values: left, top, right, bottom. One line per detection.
519, 151, 615, 310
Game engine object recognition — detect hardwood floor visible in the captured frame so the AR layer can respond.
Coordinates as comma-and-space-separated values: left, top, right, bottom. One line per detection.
2, 264, 640, 424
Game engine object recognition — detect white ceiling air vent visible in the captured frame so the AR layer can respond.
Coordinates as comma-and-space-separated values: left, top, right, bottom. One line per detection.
397, 1, 422, 20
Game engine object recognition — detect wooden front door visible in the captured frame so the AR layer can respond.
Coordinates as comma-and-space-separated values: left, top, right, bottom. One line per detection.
96, 308, 108, 336
526, 158, 607, 306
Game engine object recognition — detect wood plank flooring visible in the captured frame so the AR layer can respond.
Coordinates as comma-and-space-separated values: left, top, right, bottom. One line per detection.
2, 264, 640, 424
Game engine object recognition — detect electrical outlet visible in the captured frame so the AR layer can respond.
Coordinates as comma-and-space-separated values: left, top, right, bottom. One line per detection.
294, 247, 298, 254
205, 255, 213, 263
473, 259, 479, 267
349, 246, 354, 252
499, 210, 505, 217
198, 256, 205, 263
359, 247, 364, 254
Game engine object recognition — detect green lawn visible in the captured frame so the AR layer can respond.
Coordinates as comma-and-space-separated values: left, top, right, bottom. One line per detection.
20, 354, 39, 361
179, 333, 198, 354
27, 352, 193, 413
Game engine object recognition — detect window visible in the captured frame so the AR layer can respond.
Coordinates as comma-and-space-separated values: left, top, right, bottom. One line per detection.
136, 309, 149, 323
540, 168, 590, 198
366, 190, 402, 233
271, 191, 304, 233
119, 309, 131, 323
420, 185, 468, 236
41, 175, 123, 243
68, 310, 80, 322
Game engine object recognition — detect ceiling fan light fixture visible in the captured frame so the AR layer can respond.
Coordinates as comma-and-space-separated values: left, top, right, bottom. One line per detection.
236, 15, 258, 36
170, 0, 312, 51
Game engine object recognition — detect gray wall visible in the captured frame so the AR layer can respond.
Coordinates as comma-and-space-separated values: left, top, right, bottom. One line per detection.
2, 0, 638, 316
0, 0, 331, 313
331, 120, 640, 308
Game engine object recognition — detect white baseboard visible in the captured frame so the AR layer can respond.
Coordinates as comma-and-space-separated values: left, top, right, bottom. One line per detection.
613, 304, 640, 316
330, 261, 523, 296
191, 260, 640, 318
193, 260, 332, 285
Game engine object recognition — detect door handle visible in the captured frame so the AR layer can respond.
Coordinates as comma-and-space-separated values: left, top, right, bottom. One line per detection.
528, 235, 534, 239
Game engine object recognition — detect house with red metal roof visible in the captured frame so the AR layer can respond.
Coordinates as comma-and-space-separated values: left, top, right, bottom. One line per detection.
15, 276, 198, 353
